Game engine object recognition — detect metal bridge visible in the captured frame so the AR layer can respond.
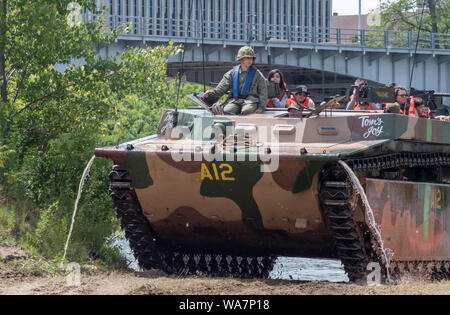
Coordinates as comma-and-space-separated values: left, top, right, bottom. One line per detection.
92, 15, 450, 104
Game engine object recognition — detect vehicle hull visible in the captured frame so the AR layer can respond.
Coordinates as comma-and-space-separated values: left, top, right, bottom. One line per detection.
96, 108, 450, 280
367, 179, 450, 261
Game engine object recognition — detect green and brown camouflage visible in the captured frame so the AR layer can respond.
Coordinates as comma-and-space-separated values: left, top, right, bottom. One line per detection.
236, 46, 256, 61
95, 106, 450, 280
367, 179, 450, 261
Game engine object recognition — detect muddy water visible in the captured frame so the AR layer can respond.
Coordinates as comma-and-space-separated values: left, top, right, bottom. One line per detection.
114, 237, 349, 283
269, 257, 348, 282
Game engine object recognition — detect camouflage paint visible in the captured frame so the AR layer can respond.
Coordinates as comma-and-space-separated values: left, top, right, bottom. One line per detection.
200, 158, 265, 230
96, 108, 450, 258
426, 119, 433, 143
292, 161, 328, 194
127, 151, 335, 256
345, 113, 450, 144
121, 150, 153, 189
367, 179, 450, 261
423, 184, 431, 242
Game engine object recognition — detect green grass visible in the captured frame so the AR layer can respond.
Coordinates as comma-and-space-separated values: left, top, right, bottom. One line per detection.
0, 196, 38, 244
0, 204, 12, 243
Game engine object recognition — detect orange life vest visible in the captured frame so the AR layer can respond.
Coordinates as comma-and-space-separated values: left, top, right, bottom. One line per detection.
354, 103, 371, 110
286, 96, 311, 109
399, 96, 416, 117
353, 100, 383, 113
349, 95, 371, 111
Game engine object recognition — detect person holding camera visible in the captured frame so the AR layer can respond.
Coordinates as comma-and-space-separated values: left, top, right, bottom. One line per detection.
346, 79, 379, 111
266, 69, 288, 108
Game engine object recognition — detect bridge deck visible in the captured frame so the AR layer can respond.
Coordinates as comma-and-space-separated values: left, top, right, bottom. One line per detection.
87, 14, 450, 56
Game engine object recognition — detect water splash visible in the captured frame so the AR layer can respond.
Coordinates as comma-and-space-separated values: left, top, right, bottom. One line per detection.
62, 155, 96, 261
338, 160, 393, 283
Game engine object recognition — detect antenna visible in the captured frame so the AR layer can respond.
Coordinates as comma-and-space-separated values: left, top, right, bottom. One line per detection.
174, 0, 195, 115
408, 1, 427, 91
201, 0, 206, 92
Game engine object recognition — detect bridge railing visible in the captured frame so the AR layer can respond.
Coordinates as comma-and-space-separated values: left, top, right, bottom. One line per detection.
91, 14, 450, 51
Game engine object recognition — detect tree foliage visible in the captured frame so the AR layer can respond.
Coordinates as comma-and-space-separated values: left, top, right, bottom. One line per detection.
378, 0, 450, 34
0, 0, 185, 262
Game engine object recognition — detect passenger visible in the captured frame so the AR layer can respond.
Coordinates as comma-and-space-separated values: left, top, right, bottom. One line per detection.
346, 79, 379, 110
287, 105, 303, 118
266, 69, 288, 108
385, 86, 415, 116
286, 85, 315, 110
414, 97, 430, 118
435, 115, 450, 121
203, 46, 267, 115
433, 107, 450, 121
346, 78, 366, 110
380, 83, 397, 110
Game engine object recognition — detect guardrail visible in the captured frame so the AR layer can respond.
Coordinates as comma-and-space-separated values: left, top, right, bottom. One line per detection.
87, 14, 450, 51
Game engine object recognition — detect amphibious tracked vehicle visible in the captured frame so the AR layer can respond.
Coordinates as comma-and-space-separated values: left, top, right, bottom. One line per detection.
95, 97, 450, 282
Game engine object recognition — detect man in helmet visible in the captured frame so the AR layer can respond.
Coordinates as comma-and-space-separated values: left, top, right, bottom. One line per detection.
286, 85, 315, 110
202, 46, 267, 115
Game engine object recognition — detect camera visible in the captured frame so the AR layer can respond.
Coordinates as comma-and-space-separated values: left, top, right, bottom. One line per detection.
267, 81, 281, 99
355, 83, 369, 99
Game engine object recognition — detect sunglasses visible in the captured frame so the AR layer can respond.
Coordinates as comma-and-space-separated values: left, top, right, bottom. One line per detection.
398, 94, 408, 97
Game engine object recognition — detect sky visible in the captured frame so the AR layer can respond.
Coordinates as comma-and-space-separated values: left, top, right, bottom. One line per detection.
332, 0, 382, 16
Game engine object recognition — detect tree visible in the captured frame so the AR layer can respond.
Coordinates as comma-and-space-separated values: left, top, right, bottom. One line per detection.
0, 0, 182, 261
378, 0, 450, 35
0, 0, 116, 140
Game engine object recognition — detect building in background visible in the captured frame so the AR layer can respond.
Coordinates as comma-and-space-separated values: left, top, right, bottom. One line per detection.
96, 0, 332, 41
331, 13, 376, 30
90, 1, 450, 106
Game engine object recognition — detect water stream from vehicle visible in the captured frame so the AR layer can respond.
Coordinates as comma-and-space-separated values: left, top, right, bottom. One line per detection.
338, 160, 392, 283
62, 155, 96, 261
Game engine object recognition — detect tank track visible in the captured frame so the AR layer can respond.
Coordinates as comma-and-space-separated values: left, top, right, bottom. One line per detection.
109, 167, 165, 271
320, 152, 450, 283
109, 165, 276, 278
159, 252, 276, 278
346, 152, 450, 171
320, 165, 373, 282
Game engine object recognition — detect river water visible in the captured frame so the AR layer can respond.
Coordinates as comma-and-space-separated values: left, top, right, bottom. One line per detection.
114, 237, 349, 283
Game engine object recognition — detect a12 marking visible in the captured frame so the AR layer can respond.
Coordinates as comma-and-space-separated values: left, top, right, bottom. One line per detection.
201, 163, 235, 181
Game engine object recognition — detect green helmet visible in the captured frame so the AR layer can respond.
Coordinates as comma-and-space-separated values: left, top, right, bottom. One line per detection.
236, 46, 256, 61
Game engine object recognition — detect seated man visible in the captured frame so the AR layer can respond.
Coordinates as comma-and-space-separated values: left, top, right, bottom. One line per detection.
435, 116, 450, 121
286, 85, 315, 110
286, 85, 315, 118
385, 86, 410, 114
414, 97, 449, 121
202, 46, 267, 115
413, 97, 430, 118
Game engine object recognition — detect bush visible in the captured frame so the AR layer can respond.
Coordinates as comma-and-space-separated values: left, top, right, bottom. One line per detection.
0, 43, 187, 266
